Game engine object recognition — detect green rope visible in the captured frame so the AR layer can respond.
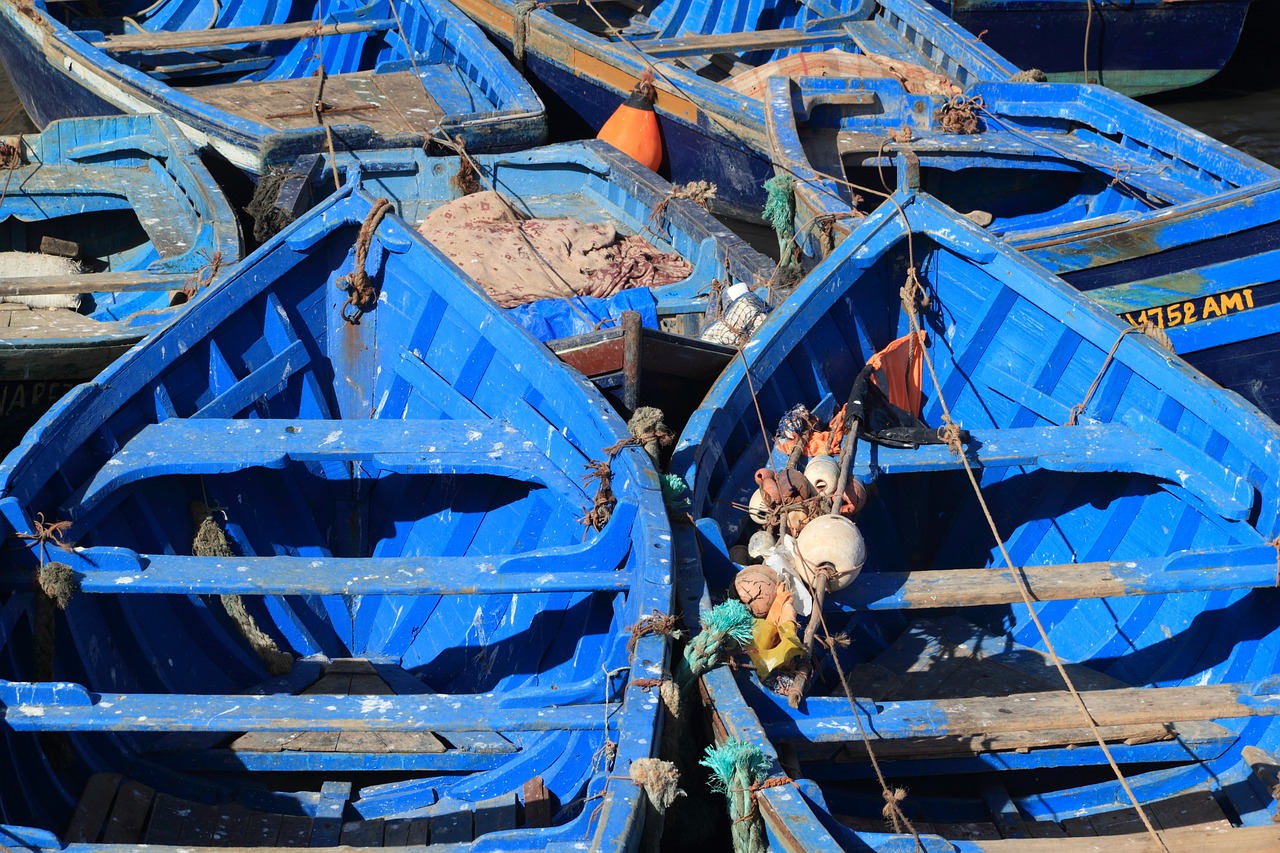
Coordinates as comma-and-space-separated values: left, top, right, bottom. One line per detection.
674, 599, 755, 692
701, 739, 771, 853
661, 473, 691, 513
762, 174, 796, 260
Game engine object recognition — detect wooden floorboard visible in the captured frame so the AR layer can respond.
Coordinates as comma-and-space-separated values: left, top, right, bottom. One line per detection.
184, 71, 444, 135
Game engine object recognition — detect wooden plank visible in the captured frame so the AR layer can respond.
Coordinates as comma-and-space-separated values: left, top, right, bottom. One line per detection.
64, 773, 122, 843
185, 71, 443, 136
340, 818, 384, 846
0, 687, 621, 733
382, 818, 412, 847
27, 502, 636, 597
210, 803, 252, 847
474, 793, 518, 837
639, 28, 846, 58
430, 808, 472, 844
176, 802, 221, 846
102, 781, 155, 843
276, 814, 313, 847
244, 811, 282, 846
94, 19, 394, 52
0, 270, 191, 296
764, 680, 1280, 744
142, 793, 188, 845
405, 817, 430, 845
846, 546, 1279, 611
522, 777, 551, 828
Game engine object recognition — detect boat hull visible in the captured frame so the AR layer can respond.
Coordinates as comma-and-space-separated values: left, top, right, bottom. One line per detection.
935, 0, 1251, 96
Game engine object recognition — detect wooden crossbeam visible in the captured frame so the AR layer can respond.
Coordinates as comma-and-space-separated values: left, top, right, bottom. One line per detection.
68, 418, 585, 521
0, 681, 618, 733
762, 680, 1280, 744
0, 503, 635, 596
91, 19, 394, 53
638, 28, 847, 59
0, 271, 193, 296
846, 545, 1278, 610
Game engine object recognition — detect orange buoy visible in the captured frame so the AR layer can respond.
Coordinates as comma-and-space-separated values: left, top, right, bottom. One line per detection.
597, 70, 663, 172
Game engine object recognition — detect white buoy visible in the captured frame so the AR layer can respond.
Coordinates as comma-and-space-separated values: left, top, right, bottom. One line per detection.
747, 529, 776, 558
747, 488, 770, 525
794, 514, 866, 591
803, 456, 840, 496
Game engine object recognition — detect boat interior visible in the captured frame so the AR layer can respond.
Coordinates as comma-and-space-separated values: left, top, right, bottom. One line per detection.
49, 0, 519, 133
677, 189, 1280, 840
0, 188, 658, 847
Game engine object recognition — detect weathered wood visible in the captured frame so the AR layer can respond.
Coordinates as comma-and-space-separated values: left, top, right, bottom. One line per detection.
639, 27, 846, 59
522, 777, 551, 828
64, 773, 122, 843
101, 781, 155, 843
19, 502, 637, 598
276, 814, 313, 847
210, 804, 252, 847
186, 71, 443, 136
232, 659, 448, 755
846, 546, 1279, 610
0, 680, 621, 735
766, 681, 1280, 744
474, 793, 519, 837
0, 270, 190, 296
971, 823, 1280, 851
93, 19, 394, 53
341, 818, 385, 846
382, 818, 412, 847
143, 794, 188, 845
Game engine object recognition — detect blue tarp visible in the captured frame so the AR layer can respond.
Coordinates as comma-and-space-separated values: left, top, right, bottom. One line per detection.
507, 289, 660, 341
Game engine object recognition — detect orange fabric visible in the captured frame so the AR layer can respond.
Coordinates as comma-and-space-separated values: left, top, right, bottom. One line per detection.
868, 330, 927, 417
777, 405, 846, 456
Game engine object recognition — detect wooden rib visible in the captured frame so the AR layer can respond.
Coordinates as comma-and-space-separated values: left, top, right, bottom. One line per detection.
93, 19, 393, 53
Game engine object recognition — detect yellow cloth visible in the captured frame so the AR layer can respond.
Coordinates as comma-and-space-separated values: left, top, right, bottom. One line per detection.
746, 585, 804, 679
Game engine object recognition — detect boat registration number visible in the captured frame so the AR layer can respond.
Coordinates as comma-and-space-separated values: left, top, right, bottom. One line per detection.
1120, 287, 1255, 330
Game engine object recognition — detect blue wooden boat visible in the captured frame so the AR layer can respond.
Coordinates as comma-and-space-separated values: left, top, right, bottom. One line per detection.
923, 0, 1252, 96
671, 187, 1280, 849
446, 0, 1019, 221
0, 181, 674, 849
264, 140, 774, 426
0, 112, 242, 452
0, 0, 546, 176
266, 140, 773, 325
768, 77, 1280, 423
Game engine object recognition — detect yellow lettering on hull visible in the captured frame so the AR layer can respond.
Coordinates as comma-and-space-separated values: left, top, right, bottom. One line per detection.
1121, 286, 1260, 331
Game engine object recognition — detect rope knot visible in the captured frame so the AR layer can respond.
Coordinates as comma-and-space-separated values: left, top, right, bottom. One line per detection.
937, 94, 984, 134
938, 419, 965, 455
626, 609, 684, 656
182, 249, 224, 298
580, 460, 617, 531
337, 197, 393, 324
512, 0, 542, 64
899, 267, 927, 320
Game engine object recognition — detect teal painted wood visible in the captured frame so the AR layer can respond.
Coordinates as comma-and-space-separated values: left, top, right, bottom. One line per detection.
672, 188, 1280, 848
768, 74, 1280, 422
0, 0, 546, 176
0, 113, 243, 451
270, 140, 775, 320
0, 180, 673, 850
445, 0, 1020, 221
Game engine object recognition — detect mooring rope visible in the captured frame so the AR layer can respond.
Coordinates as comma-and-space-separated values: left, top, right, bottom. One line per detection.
898, 266, 1171, 853
336, 196, 392, 323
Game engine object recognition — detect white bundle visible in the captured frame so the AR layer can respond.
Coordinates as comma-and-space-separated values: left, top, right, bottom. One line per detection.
0, 251, 83, 310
